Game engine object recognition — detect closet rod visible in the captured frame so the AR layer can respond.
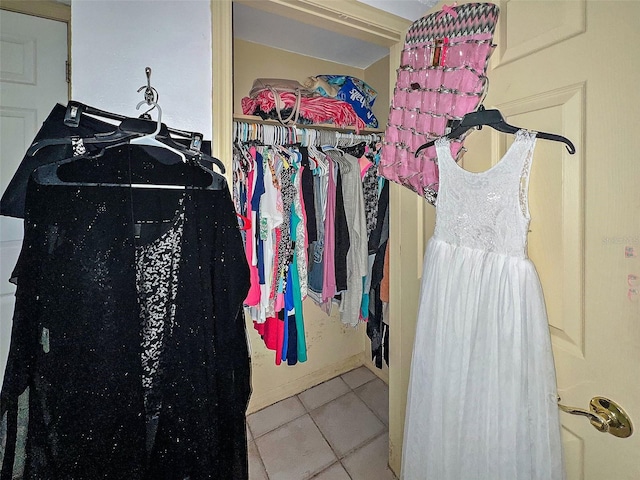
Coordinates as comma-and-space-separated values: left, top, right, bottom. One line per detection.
233, 114, 384, 134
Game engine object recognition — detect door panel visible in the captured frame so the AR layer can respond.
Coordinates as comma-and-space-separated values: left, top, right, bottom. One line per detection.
466, 1, 639, 479
497, 84, 585, 359
497, 0, 585, 65
0, 9, 68, 389
390, 1, 640, 478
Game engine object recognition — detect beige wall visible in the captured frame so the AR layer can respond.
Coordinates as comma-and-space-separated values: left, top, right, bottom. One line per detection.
246, 302, 367, 413
234, 38, 389, 129
234, 39, 390, 413
364, 54, 390, 128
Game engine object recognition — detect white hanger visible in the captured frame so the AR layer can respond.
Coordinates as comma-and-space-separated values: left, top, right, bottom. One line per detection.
130, 101, 187, 163
312, 145, 331, 176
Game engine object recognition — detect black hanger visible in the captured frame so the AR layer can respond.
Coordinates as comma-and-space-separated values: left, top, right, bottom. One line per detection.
29, 101, 198, 154
63, 100, 195, 139
28, 102, 226, 174
128, 101, 226, 174
414, 106, 576, 157
32, 103, 226, 190
32, 145, 227, 191
27, 129, 140, 156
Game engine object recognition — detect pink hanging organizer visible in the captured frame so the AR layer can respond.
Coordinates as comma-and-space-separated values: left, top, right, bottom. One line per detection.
379, 3, 500, 204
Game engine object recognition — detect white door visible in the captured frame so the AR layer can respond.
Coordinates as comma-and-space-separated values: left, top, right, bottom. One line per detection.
0, 9, 68, 389
389, 1, 640, 478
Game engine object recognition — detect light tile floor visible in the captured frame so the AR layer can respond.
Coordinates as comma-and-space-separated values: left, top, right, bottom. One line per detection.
247, 366, 398, 480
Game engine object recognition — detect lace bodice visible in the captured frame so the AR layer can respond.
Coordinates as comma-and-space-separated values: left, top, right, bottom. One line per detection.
433, 130, 537, 258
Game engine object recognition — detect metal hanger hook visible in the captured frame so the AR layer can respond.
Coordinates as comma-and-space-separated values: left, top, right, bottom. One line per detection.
137, 66, 159, 105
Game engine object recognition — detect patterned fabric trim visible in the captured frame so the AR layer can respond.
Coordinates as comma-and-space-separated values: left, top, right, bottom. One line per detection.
135, 200, 185, 421
406, 2, 500, 44
71, 137, 87, 156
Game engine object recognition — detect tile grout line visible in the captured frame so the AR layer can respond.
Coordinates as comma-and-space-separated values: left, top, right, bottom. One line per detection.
300, 374, 362, 479
346, 377, 395, 478
249, 389, 350, 480
308, 460, 355, 480
246, 401, 306, 479
248, 370, 390, 480
247, 397, 308, 440
251, 439, 270, 480
304, 376, 389, 477
303, 391, 350, 479
339, 431, 392, 477
247, 419, 271, 480
308, 404, 356, 480
350, 378, 390, 428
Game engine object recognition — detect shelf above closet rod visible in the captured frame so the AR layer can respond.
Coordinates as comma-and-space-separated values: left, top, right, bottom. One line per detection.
233, 114, 384, 134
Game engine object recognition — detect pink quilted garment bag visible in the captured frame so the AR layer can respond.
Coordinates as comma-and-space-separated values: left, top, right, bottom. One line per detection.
379, 3, 499, 204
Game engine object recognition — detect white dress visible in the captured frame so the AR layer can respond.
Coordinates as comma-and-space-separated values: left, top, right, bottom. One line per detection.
401, 130, 565, 480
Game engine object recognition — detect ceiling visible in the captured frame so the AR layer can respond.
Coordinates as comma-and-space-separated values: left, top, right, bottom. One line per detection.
233, 0, 439, 69
356, 0, 438, 21
55, 0, 438, 69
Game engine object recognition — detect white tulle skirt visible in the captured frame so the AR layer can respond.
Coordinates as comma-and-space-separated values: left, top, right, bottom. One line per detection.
401, 238, 565, 480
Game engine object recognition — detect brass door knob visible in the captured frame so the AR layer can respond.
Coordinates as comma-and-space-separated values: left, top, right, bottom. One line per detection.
558, 396, 633, 438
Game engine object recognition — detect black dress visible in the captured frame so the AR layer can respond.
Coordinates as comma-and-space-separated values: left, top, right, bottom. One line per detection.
0, 148, 251, 479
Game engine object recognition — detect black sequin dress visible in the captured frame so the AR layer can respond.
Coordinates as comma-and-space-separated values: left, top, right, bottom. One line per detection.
1, 155, 251, 479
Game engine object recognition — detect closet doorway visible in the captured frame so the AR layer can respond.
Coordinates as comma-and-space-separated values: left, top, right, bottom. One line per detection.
228, 0, 405, 410
230, 0, 410, 478
0, 4, 69, 389
224, 2, 410, 476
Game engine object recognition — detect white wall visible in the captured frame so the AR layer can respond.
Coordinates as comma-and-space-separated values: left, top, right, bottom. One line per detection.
70, 1, 379, 414
71, 0, 212, 134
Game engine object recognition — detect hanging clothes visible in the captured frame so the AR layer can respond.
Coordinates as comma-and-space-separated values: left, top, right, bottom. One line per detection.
320, 152, 338, 305
232, 129, 390, 367
401, 131, 564, 479
365, 179, 390, 368
324, 149, 368, 327
1, 104, 116, 219
307, 148, 329, 305
1, 105, 251, 479
332, 158, 350, 293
